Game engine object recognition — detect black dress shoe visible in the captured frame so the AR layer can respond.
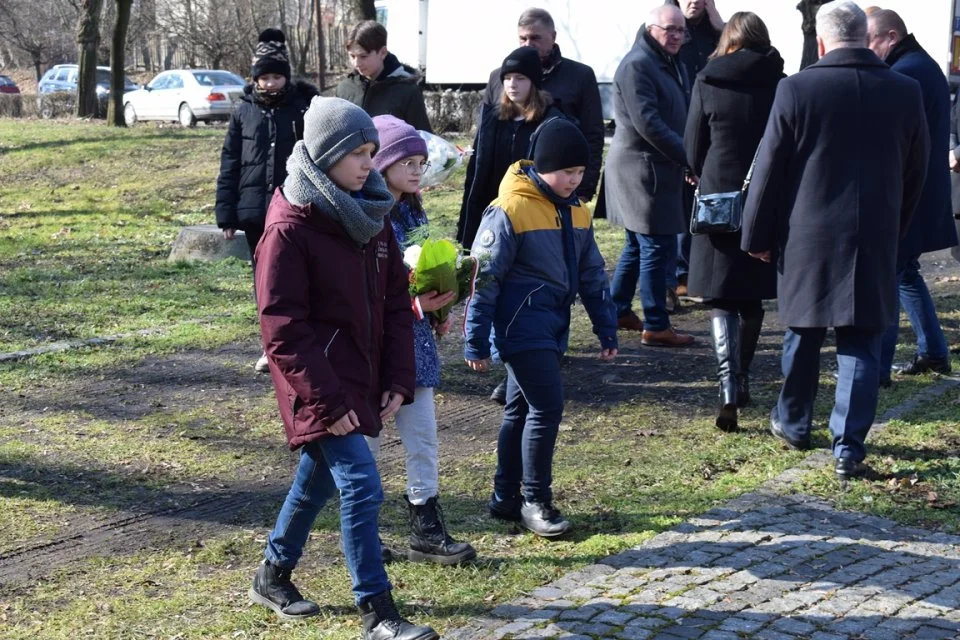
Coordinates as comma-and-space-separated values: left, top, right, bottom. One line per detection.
769, 411, 811, 451
489, 380, 507, 406
897, 355, 952, 376
835, 456, 868, 480
487, 493, 521, 522
520, 500, 572, 538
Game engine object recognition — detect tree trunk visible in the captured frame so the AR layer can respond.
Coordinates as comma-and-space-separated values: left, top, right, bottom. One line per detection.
108, 0, 133, 126
358, 0, 375, 20
314, 0, 325, 89
797, 0, 826, 71
76, 0, 105, 118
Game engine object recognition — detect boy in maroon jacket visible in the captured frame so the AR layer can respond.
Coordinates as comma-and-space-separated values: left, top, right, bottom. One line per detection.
250, 96, 436, 640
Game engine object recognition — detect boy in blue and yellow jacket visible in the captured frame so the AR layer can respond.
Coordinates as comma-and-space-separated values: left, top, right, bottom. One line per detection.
463, 118, 618, 537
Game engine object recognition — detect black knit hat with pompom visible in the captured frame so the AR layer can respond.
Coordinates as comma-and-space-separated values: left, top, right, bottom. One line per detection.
251, 28, 291, 79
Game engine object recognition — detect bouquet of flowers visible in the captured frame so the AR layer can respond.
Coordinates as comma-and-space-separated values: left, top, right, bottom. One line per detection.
418, 130, 471, 188
403, 238, 480, 323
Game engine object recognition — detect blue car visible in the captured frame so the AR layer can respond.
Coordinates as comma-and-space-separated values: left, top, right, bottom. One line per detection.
37, 64, 139, 118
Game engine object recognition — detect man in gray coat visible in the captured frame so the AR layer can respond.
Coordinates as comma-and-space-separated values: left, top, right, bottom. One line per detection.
741, 1, 929, 481
606, 4, 695, 348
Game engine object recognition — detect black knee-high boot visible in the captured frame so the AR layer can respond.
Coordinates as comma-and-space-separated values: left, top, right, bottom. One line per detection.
738, 310, 764, 408
710, 312, 741, 431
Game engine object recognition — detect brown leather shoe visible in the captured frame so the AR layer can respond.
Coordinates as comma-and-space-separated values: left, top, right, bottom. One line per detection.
642, 328, 695, 347
617, 311, 644, 332
675, 284, 688, 297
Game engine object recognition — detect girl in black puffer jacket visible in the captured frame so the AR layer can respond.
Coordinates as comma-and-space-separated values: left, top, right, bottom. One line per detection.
214, 28, 319, 371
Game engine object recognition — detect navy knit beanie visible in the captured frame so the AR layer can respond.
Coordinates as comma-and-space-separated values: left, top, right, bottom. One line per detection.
530, 118, 589, 173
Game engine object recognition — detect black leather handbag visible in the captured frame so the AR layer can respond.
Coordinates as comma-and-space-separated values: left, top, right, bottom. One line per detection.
689, 142, 761, 235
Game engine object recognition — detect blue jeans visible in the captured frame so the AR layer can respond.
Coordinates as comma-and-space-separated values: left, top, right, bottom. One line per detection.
880, 255, 949, 375
611, 231, 677, 331
265, 434, 390, 604
495, 349, 564, 503
775, 326, 882, 462
675, 229, 692, 285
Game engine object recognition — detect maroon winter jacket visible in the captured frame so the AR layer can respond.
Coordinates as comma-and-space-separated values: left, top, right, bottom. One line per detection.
254, 189, 416, 450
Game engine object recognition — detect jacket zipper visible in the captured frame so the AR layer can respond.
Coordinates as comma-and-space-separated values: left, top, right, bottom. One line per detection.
505, 284, 545, 337
323, 329, 340, 357
360, 248, 377, 425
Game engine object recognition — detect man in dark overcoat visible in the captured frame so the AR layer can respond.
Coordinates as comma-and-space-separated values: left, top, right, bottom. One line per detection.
740, 1, 929, 480
605, 4, 696, 347
866, 9, 957, 382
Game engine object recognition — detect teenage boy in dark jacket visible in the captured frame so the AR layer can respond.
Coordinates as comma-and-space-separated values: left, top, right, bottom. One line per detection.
336, 20, 433, 133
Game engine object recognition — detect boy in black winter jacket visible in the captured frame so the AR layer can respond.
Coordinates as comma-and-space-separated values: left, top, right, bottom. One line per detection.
214, 28, 319, 372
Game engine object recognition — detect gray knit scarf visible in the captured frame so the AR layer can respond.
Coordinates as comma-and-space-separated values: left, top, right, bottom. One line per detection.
283, 142, 395, 246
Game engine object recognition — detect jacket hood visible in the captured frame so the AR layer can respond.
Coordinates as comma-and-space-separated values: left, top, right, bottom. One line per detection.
699, 46, 785, 87
497, 160, 551, 202
242, 78, 321, 102
267, 188, 357, 240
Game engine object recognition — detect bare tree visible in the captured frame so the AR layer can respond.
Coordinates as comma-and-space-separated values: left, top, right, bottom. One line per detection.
107, 0, 133, 126
76, 0, 105, 117
357, 0, 373, 20
0, 0, 76, 79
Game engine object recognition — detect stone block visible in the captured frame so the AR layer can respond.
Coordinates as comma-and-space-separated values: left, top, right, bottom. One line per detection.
168, 225, 250, 262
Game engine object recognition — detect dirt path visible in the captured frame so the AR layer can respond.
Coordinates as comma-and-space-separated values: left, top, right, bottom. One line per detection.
1, 250, 957, 588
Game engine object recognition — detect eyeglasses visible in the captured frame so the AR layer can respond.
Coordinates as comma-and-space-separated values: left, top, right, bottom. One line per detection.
650, 24, 686, 37
398, 159, 431, 173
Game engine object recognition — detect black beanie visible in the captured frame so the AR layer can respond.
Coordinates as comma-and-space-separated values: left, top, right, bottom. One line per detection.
530, 118, 590, 173
251, 28, 291, 79
500, 46, 543, 89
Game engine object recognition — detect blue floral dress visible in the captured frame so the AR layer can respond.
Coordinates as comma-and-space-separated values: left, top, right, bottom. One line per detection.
390, 198, 441, 389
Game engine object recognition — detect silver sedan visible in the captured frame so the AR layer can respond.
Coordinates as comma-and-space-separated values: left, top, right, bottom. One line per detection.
122, 69, 246, 127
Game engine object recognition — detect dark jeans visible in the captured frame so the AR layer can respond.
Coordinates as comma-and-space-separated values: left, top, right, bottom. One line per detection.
265, 434, 390, 604
675, 229, 692, 284
495, 349, 564, 503
611, 231, 678, 331
880, 255, 948, 375
775, 326, 882, 463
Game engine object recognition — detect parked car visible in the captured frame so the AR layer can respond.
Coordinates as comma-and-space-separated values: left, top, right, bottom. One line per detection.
0, 74, 20, 94
122, 69, 246, 127
37, 64, 139, 118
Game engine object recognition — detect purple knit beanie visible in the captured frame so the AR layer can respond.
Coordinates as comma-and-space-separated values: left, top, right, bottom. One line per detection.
372, 114, 428, 172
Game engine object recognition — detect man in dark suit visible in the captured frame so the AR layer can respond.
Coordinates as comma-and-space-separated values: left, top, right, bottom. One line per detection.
481, 8, 604, 203
866, 9, 957, 383
741, 1, 929, 480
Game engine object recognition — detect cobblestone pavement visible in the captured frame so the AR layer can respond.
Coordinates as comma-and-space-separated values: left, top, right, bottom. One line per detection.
448, 491, 960, 640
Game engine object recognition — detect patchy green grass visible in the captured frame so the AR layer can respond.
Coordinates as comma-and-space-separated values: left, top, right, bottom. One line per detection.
0, 121, 250, 353
797, 383, 960, 533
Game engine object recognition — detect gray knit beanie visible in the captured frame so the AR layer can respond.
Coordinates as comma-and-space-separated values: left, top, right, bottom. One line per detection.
303, 96, 380, 172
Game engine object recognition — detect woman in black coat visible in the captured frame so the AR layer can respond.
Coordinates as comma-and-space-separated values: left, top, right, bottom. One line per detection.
456, 47, 565, 249
683, 12, 783, 431
214, 29, 319, 371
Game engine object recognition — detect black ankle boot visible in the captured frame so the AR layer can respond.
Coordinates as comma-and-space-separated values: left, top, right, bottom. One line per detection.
710, 314, 741, 432
248, 559, 321, 620
358, 590, 438, 640
490, 379, 507, 405
488, 492, 522, 522
738, 311, 764, 408
406, 496, 477, 565
520, 500, 572, 537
